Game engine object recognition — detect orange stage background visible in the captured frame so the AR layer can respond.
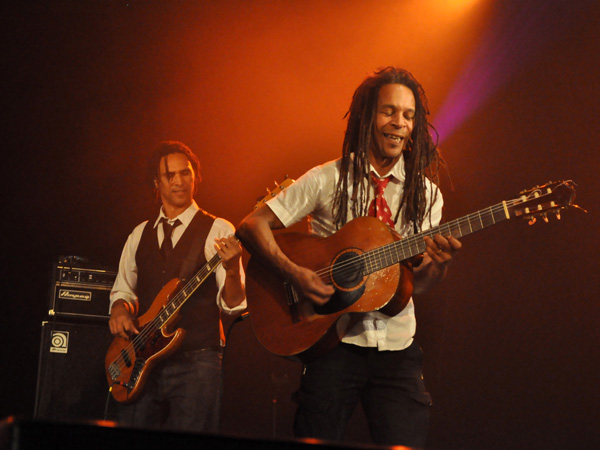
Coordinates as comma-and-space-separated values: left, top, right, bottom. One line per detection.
3, 1, 599, 449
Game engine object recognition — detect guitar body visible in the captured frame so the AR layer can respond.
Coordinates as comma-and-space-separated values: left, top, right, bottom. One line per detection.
105, 278, 186, 404
246, 216, 414, 362
104, 178, 297, 403
246, 180, 579, 362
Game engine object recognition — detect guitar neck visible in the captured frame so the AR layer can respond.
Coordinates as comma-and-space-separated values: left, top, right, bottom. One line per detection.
365, 200, 510, 274
155, 253, 222, 326
146, 180, 295, 330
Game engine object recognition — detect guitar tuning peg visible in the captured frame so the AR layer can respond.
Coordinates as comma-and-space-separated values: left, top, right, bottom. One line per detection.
555, 210, 561, 220
542, 213, 549, 223
528, 217, 537, 226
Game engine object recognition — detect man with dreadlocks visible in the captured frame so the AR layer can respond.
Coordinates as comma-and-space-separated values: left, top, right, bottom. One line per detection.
237, 67, 461, 447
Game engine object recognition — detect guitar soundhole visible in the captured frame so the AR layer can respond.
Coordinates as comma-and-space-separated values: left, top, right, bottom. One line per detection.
314, 249, 366, 315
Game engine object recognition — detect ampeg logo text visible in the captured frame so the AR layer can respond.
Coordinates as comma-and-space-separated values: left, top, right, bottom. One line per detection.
50, 331, 69, 353
58, 289, 92, 302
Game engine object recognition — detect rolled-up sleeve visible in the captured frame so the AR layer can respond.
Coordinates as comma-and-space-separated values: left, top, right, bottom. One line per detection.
109, 221, 147, 314
207, 218, 247, 315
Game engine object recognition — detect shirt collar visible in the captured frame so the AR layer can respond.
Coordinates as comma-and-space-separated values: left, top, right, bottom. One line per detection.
368, 153, 406, 182
153, 201, 200, 229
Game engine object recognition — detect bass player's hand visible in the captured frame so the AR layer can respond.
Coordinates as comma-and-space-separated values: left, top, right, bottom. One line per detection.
109, 299, 139, 340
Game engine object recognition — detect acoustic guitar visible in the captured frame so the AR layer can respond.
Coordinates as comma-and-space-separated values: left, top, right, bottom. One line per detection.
245, 180, 581, 362
105, 178, 294, 404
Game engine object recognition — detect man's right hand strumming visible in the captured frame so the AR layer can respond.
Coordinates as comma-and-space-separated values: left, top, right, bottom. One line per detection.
238, 205, 335, 307
288, 264, 335, 306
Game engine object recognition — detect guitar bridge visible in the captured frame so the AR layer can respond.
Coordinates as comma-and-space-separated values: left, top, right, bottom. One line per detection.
284, 281, 301, 323
108, 361, 121, 380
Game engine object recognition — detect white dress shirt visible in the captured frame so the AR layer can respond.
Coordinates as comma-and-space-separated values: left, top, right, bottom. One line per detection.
110, 201, 246, 315
267, 156, 443, 351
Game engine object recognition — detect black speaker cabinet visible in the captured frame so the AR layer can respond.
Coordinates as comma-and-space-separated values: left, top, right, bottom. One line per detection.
34, 320, 114, 422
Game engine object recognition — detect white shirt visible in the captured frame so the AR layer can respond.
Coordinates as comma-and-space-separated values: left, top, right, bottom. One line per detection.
110, 202, 246, 315
267, 156, 443, 350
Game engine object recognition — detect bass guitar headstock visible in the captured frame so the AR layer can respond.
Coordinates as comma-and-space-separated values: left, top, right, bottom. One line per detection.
255, 177, 295, 210
506, 180, 585, 225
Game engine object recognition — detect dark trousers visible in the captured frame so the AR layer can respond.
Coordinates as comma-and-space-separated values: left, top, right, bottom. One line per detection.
117, 348, 223, 433
294, 341, 432, 447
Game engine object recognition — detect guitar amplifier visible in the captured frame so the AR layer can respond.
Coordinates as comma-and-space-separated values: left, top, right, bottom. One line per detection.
34, 320, 116, 422
48, 256, 117, 320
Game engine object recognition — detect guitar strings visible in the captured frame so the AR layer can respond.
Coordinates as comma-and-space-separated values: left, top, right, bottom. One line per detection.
314, 190, 552, 281
308, 199, 520, 283
118, 257, 218, 359
109, 268, 210, 374
108, 255, 222, 377
320, 200, 515, 280
321, 183, 560, 282
311, 184, 554, 282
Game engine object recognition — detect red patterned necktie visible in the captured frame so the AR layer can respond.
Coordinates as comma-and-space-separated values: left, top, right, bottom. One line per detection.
368, 173, 395, 227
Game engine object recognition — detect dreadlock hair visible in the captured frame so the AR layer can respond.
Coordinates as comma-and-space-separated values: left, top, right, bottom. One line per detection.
148, 141, 202, 203
332, 67, 441, 231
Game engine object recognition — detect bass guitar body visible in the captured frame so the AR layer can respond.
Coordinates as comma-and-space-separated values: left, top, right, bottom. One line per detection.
246, 217, 414, 362
104, 178, 296, 403
105, 278, 185, 404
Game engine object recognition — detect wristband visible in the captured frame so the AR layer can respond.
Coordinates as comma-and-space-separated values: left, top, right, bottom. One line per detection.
122, 301, 133, 314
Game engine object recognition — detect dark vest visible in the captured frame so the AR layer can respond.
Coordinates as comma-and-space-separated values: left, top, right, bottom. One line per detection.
135, 209, 221, 352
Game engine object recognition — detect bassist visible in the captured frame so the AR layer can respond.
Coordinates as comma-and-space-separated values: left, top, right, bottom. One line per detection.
109, 141, 246, 432
237, 67, 461, 448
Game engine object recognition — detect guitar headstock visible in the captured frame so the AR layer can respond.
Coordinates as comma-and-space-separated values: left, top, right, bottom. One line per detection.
255, 177, 295, 210
506, 180, 584, 224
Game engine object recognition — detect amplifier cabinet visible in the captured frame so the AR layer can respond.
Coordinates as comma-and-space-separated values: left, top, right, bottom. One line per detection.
48, 258, 117, 320
34, 320, 115, 422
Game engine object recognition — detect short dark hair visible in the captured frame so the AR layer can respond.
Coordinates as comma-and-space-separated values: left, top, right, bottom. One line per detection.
148, 140, 202, 193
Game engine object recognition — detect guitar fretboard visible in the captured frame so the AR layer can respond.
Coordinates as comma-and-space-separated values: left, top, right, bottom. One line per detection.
154, 254, 222, 327
363, 201, 509, 274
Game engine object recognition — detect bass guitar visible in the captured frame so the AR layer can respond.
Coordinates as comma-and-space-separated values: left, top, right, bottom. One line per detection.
245, 180, 581, 362
105, 178, 294, 404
